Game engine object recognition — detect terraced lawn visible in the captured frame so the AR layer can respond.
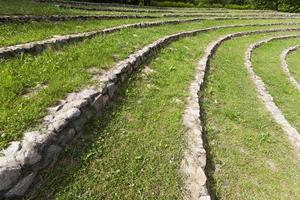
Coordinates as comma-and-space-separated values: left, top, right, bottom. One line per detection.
0, 18, 181, 47
252, 38, 300, 132
27, 28, 300, 200
205, 32, 300, 200
287, 48, 300, 84
3, 1, 300, 200
1, 19, 298, 148
0, 0, 89, 15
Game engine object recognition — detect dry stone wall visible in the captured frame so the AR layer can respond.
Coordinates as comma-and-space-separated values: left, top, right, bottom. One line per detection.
0, 14, 158, 24
2, 22, 300, 199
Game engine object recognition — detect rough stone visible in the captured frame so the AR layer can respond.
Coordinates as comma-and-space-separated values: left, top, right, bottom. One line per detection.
54, 107, 81, 122
72, 116, 88, 132
60, 99, 89, 112
107, 82, 117, 98
58, 128, 76, 146
5, 173, 36, 198
42, 145, 62, 168
23, 131, 40, 144
15, 141, 41, 166
0, 156, 21, 191
1, 141, 21, 157
51, 118, 68, 132
78, 89, 99, 101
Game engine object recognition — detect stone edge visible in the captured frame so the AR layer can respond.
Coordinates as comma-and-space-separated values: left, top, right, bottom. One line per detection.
1, 24, 300, 199
181, 27, 300, 200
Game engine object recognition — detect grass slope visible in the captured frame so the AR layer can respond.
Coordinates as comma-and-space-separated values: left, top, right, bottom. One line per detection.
2, 19, 300, 148
252, 38, 300, 133
28, 28, 300, 200
0, 0, 88, 15
0, 18, 176, 47
287, 48, 300, 85
204, 32, 300, 200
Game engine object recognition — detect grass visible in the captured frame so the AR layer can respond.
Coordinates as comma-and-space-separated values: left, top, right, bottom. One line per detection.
252, 37, 300, 132
2, 2, 300, 199
0, 18, 179, 47
204, 32, 300, 200
285, 47, 300, 87
0, 0, 89, 15
27, 27, 300, 200
2, 18, 300, 148
3, 18, 300, 47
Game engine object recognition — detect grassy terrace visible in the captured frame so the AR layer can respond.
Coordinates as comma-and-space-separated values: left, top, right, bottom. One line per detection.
0, 18, 182, 47
251, 38, 300, 136
2, 18, 300, 148
205, 32, 300, 200
27, 27, 300, 199
3, 1, 300, 199
287, 48, 300, 84
0, 0, 90, 15
3, 18, 300, 47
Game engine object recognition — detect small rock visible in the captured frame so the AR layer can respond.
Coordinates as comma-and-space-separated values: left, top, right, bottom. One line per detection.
42, 145, 62, 168
1, 141, 21, 156
58, 128, 76, 146
63, 99, 88, 110
15, 141, 41, 166
0, 155, 21, 191
47, 104, 63, 114
23, 131, 40, 144
200, 196, 211, 200
5, 173, 36, 198
78, 89, 99, 100
72, 117, 87, 132
107, 82, 116, 98
142, 66, 154, 76
86, 67, 105, 75
54, 108, 81, 122
51, 119, 68, 132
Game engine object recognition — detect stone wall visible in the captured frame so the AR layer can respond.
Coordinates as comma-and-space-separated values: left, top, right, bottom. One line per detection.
1, 23, 300, 199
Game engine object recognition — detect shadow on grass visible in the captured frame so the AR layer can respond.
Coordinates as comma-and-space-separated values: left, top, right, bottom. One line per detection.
26, 71, 140, 200
200, 60, 218, 200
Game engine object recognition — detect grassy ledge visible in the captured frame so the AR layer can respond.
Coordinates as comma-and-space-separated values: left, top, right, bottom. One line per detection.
0, 0, 90, 15
0, 18, 180, 47
26, 28, 300, 200
1, 19, 298, 148
252, 38, 300, 132
204, 31, 300, 200
286, 47, 300, 88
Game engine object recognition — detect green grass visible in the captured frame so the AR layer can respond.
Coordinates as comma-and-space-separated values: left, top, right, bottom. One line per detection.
27, 27, 300, 200
286, 48, 300, 86
0, 18, 179, 47
2, 19, 300, 148
204, 32, 300, 200
0, 0, 89, 15
252, 38, 300, 131
3, 18, 300, 48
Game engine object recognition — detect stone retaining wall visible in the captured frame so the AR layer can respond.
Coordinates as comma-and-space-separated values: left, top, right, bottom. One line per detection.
182, 27, 300, 200
0, 18, 203, 59
2, 21, 300, 60
245, 36, 300, 152
57, 4, 177, 13
281, 44, 300, 91
0, 14, 158, 24
1, 23, 300, 199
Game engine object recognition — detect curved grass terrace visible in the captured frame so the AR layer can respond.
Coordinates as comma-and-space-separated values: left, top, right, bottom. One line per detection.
27, 26, 300, 200
1, 19, 300, 148
2, 1, 300, 199
251, 38, 300, 138
0, 17, 189, 47
287, 48, 300, 85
